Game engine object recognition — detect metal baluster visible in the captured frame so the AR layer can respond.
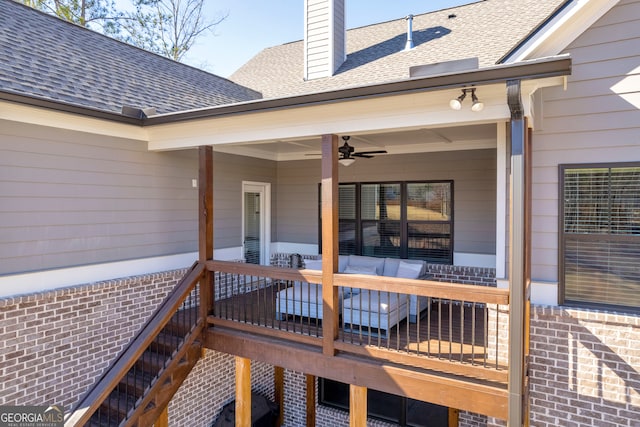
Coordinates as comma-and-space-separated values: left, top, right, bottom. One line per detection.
407, 294, 412, 355
427, 296, 431, 356
448, 300, 453, 362
460, 300, 465, 362
484, 304, 489, 368
379, 291, 384, 348
471, 302, 476, 366
495, 304, 500, 370
437, 299, 442, 358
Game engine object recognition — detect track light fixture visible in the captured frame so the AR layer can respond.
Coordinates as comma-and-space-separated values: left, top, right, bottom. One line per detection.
449, 88, 484, 112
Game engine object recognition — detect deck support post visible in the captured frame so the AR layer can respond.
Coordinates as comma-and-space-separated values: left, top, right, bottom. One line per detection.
321, 134, 339, 356
306, 374, 316, 427
199, 145, 214, 320
349, 384, 367, 427
506, 79, 530, 427
155, 406, 169, 427
235, 356, 252, 427
274, 366, 284, 426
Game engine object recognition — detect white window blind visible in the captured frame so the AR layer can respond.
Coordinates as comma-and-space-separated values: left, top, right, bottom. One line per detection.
562, 166, 640, 309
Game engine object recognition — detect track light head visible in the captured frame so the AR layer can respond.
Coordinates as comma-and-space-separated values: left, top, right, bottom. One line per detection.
450, 88, 483, 112
449, 91, 466, 110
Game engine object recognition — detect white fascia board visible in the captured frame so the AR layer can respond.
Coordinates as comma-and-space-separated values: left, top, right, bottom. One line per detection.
0, 100, 148, 141
504, 0, 619, 63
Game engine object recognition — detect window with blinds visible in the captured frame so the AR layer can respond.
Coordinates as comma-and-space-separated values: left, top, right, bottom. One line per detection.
561, 164, 640, 310
322, 181, 453, 263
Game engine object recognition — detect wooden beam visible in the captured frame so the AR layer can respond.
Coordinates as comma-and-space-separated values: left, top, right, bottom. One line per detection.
235, 356, 252, 427
199, 146, 214, 320
306, 374, 316, 427
321, 134, 339, 356
274, 366, 284, 427
207, 328, 509, 419
350, 385, 367, 427
154, 406, 169, 427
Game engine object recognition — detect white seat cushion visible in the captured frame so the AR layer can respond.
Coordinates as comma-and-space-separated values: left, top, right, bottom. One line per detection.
342, 290, 405, 313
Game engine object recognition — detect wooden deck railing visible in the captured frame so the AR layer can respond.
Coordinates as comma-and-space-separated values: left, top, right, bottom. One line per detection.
206, 260, 509, 383
65, 261, 205, 427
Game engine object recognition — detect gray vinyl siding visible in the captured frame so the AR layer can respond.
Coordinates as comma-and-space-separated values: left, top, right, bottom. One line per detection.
275, 149, 497, 256
531, 0, 640, 282
212, 152, 277, 249
0, 122, 198, 275
276, 160, 323, 244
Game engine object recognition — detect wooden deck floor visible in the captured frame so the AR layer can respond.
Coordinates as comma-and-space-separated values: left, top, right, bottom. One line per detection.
213, 283, 498, 368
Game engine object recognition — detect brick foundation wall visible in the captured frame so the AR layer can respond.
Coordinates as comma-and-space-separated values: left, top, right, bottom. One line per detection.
0, 268, 186, 411
459, 412, 488, 427
426, 264, 496, 287
529, 305, 640, 427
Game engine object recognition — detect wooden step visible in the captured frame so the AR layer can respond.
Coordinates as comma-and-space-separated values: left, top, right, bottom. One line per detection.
162, 307, 199, 336
149, 331, 184, 356
119, 369, 155, 399
92, 388, 138, 423
134, 349, 169, 374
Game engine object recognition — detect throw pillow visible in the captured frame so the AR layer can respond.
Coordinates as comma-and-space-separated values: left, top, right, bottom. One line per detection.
396, 260, 423, 279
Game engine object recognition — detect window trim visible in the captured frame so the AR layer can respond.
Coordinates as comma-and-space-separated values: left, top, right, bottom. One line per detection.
558, 162, 640, 312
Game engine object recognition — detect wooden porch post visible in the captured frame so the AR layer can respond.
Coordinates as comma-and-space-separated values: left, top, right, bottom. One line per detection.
274, 366, 284, 426
321, 134, 339, 356
349, 384, 367, 427
235, 356, 252, 427
306, 374, 316, 427
199, 146, 214, 321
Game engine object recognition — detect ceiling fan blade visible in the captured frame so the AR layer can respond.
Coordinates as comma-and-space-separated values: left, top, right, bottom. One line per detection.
356, 150, 387, 155
352, 153, 374, 158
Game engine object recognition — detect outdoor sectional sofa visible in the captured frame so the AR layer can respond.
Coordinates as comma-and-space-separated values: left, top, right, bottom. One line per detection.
275, 255, 429, 337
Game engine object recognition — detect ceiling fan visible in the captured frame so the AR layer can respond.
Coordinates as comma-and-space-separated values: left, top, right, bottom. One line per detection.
337, 136, 387, 166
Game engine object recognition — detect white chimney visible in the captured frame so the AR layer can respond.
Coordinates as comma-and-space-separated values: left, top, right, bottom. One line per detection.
303, 0, 346, 81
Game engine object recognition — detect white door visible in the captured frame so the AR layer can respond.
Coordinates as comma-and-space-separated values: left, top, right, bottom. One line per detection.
242, 182, 271, 265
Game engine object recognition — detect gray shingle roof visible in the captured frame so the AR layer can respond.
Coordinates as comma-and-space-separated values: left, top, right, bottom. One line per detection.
0, 0, 261, 114
231, 0, 568, 99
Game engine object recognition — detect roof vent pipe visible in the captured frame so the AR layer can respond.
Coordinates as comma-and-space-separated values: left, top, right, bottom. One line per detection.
404, 14, 414, 50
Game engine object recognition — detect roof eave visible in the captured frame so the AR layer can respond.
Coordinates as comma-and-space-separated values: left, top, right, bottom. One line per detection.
144, 55, 572, 126
0, 90, 143, 126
